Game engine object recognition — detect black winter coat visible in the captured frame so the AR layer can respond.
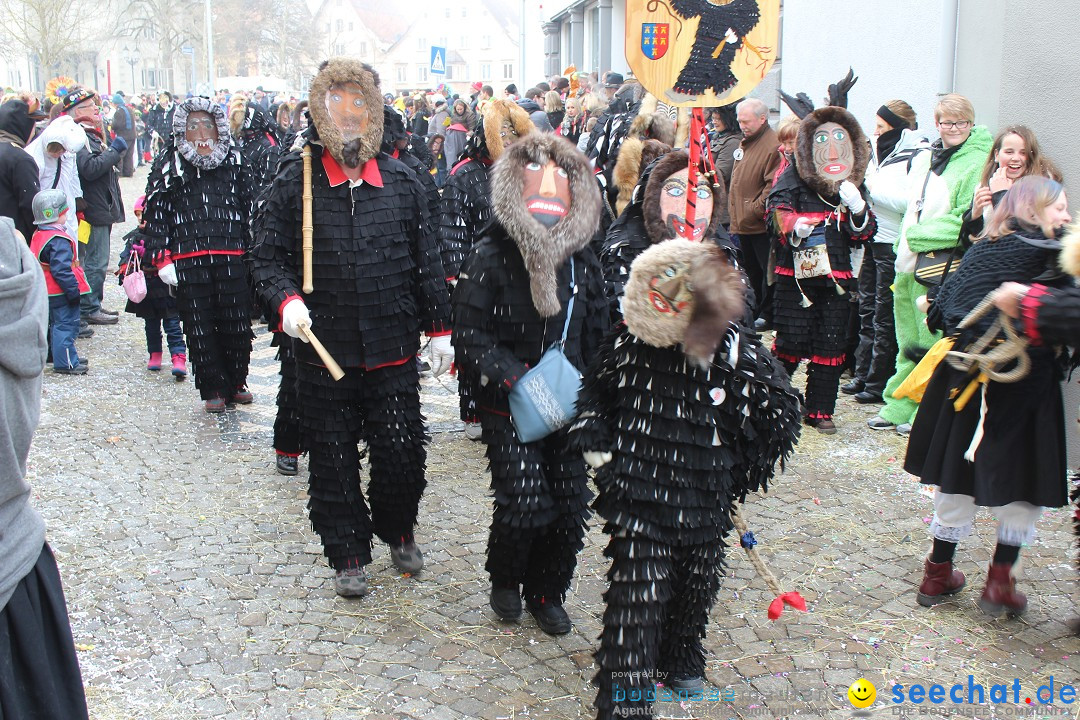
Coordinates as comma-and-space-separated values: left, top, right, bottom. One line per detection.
249, 144, 451, 370
436, 157, 491, 279
76, 130, 125, 226
451, 223, 610, 416
0, 142, 39, 241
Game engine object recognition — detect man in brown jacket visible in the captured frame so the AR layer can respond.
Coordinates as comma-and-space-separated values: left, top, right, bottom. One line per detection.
728, 98, 780, 328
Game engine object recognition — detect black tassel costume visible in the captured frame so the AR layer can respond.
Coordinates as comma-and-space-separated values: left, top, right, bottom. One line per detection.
668, 0, 761, 99
765, 107, 876, 422
451, 133, 608, 611
437, 101, 534, 424
568, 240, 801, 720
141, 97, 255, 402
248, 58, 452, 570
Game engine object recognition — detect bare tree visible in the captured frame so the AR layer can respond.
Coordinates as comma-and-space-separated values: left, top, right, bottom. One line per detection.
0, 0, 91, 84
124, 0, 203, 91
259, 0, 319, 90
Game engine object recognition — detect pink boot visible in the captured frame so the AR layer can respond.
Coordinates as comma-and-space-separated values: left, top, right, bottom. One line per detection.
171, 353, 187, 379
147, 352, 162, 371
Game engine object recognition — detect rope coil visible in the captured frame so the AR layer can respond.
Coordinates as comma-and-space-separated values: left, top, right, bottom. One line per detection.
944, 293, 1030, 383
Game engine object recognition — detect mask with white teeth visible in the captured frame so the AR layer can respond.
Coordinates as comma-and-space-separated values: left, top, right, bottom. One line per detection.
172, 98, 229, 169
185, 111, 218, 156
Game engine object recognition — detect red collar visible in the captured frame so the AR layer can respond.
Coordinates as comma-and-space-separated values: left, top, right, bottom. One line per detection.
321, 151, 384, 188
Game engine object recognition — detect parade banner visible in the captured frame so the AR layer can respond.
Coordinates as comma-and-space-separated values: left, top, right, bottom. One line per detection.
626, 0, 780, 108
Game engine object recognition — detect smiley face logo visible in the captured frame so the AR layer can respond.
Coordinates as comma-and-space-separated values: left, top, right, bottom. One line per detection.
848, 678, 876, 709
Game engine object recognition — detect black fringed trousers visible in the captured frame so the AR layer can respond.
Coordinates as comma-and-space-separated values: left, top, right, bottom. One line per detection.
296, 361, 427, 569
174, 253, 253, 401
481, 413, 591, 603
593, 530, 724, 720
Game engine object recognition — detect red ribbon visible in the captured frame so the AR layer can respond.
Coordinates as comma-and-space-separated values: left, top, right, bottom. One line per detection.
767, 591, 807, 620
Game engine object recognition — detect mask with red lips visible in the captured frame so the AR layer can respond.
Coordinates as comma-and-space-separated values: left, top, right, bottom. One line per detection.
522, 160, 571, 228
648, 261, 693, 316
659, 168, 713, 241
811, 121, 853, 182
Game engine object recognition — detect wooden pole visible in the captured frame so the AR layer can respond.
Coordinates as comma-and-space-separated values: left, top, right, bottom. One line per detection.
301, 144, 314, 294
296, 321, 345, 381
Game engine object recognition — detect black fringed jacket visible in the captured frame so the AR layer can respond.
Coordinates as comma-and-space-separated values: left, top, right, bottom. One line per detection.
436, 157, 492, 281
451, 224, 609, 416
248, 145, 452, 370
568, 326, 801, 545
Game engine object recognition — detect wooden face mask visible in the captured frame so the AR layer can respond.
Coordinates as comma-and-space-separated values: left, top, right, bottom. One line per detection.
522, 160, 571, 228
658, 168, 713, 241
325, 82, 370, 142
812, 121, 854, 183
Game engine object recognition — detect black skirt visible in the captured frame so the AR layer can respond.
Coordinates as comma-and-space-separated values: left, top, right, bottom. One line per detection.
0, 544, 89, 720
904, 348, 1067, 508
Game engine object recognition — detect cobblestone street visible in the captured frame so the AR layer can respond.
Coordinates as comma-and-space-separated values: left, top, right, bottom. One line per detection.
25, 170, 1080, 719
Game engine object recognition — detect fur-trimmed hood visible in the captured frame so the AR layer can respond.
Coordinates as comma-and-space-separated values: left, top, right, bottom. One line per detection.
1060, 223, 1080, 277
794, 105, 870, 196
642, 150, 726, 244
623, 238, 744, 368
171, 97, 232, 170
306, 57, 384, 168
490, 133, 601, 317
482, 99, 534, 161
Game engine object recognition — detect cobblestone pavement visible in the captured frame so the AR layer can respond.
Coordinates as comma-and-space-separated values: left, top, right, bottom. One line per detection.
26, 169, 1080, 719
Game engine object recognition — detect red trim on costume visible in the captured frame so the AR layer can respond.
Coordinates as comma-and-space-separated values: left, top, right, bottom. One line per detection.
774, 266, 794, 276
277, 295, 303, 333
770, 345, 803, 364
390, 149, 399, 159
275, 450, 300, 458
830, 270, 853, 280
170, 249, 245, 260
1021, 284, 1048, 346
810, 354, 846, 366
266, 132, 277, 147
426, 329, 452, 337
806, 411, 832, 420
364, 355, 412, 371
322, 153, 384, 188
774, 209, 831, 236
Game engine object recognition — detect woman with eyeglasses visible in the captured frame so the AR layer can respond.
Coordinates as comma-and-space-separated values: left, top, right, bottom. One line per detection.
869, 94, 993, 435
905, 176, 1073, 617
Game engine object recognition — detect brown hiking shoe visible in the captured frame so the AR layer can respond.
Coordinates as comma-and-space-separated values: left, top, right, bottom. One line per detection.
978, 563, 1027, 617
916, 558, 966, 606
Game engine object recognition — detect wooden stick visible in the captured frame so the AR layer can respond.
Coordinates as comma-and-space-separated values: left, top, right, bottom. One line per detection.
301, 145, 314, 294
296, 321, 344, 381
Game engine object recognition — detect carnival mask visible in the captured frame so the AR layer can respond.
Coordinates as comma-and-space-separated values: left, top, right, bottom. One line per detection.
325, 82, 370, 142
812, 121, 853, 182
648, 261, 693, 317
659, 168, 713, 241
500, 118, 522, 147
522, 160, 571, 228
185, 111, 218, 156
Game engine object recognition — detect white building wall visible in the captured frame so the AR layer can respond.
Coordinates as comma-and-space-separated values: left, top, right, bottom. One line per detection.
780, 0, 947, 137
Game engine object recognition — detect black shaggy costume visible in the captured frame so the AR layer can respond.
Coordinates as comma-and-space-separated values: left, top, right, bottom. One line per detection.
765, 106, 876, 422
668, 0, 762, 100
569, 239, 801, 720
452, 132, 609, 614
141, 97, 255, 402
248, 58, 452, 570
231, 100, 281, 200
437, 100, 534, 424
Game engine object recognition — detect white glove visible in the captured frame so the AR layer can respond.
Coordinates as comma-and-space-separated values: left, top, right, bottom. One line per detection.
281, 300, 312, 342
584, 451, 612, 469
725, 28, 738, 44
428, 335, 454, 378
838, 181, 866, 214
158, 263, 178, 286
793, 218, 815, 239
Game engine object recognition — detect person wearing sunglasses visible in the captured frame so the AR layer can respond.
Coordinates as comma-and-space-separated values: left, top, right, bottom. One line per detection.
868, 94, 992, 435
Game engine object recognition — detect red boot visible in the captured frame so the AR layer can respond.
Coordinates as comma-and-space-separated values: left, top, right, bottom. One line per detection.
917, 558, 966, 607
978, 563, 1027, 617
171, 353, 187, 379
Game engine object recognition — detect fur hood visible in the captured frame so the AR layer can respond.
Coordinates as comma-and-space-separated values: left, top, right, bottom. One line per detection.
1060, 223, 1080, 277
482, 99, 534, 161
794, 105, 870, 196
623, 238, 744, 368
642, 150, 726, 244
612, 137, 671, 216
307, 57, 384, 168
490, 133, 601, 317
171, 97, 232, 170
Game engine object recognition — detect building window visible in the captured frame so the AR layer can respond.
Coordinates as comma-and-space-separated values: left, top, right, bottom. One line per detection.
461, 8, 466, 17
445, 65, 454, 80
444, 8, 450, 17
460, 35, 468, 49
336, 19, 343, 32
417, 36, 426, 51
359, 41, 368, 55
334, 43, 346, 55
418, 66, 428, 82
325, 23, 330, 33
480, 63, 491, 79
348, 22, 353, 31
396, 65, 407, 83
503, 63, 513, 80
481, 35, 491, 49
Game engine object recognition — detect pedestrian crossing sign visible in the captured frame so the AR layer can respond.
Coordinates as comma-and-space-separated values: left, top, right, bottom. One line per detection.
430, 47, 446, 75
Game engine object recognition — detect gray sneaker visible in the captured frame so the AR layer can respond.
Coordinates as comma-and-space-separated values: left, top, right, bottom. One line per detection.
390, 542, 424, 574
334, 567, 368, 597
896, 423, 912, 436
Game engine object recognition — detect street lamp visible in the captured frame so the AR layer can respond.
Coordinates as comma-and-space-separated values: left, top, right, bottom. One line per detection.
121, 45, 140, 95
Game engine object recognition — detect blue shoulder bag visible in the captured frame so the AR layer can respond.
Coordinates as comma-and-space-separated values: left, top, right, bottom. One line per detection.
508, 259, 583, 443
